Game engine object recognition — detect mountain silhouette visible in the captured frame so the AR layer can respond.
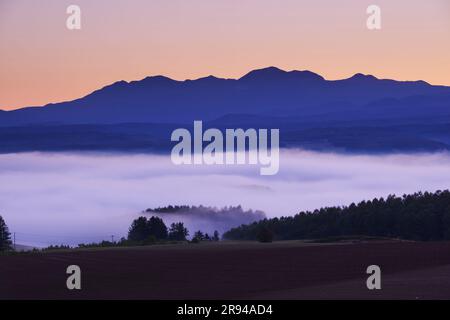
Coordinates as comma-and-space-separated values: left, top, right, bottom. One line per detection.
1, 66, 450, 153
1, 66, 450, 126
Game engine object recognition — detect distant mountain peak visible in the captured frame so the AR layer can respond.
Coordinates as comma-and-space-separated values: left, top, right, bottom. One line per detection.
240, 66, 286, 80
288, 69, 325, 81
187, 75, 223, 83
239, 66, 324, 82
140, 75, 175, 83
348, 73, 378, 81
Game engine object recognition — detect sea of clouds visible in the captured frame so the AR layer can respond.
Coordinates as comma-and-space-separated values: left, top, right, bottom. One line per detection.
1, 150, 450, 246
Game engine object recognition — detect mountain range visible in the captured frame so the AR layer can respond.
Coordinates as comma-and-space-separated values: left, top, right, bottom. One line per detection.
1, 66, 450, 153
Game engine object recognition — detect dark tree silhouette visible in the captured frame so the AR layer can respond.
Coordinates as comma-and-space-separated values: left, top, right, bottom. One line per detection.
148, 216, 168, 240
213, 230, 220, 241
193, 230, 205, 242
223, 190, 450, 242
128, 217, 150, 242
168, 222, 189, 241
128, 216, 169, 242
257, 227, 274, 243
0, 215, 12, 252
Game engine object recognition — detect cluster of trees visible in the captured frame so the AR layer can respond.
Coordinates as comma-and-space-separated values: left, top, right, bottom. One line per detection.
127, 216, 220, 244
192, 230, 220, 243
127, 216, 189, 243
146, 205, 190, 213
0, 215, 12, 252
144, 205, 265, 220
223, 190, 450, 242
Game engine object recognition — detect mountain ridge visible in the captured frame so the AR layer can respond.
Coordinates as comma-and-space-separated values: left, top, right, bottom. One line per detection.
1, 66, 449, 127
1, 66, 450, 153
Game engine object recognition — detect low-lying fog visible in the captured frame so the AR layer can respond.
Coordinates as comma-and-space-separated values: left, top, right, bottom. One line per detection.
1, 150, 450, 247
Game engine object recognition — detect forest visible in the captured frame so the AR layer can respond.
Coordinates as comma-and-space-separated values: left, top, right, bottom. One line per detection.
223, 190, 450, 241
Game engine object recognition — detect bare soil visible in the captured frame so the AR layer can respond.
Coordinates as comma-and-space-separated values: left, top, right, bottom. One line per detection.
1, 240, 450, 299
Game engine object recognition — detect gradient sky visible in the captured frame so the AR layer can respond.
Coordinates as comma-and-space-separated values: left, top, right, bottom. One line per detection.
1, 0, 449, 110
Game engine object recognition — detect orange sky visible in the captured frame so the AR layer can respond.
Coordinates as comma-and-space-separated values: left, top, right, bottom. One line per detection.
1, 0, 449, 110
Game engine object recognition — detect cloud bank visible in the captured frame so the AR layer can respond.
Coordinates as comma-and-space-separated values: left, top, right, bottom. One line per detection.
1, 150, 450, 246
146, 205, 266, 238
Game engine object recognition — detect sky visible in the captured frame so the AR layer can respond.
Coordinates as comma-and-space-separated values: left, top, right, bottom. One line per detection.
2, 150, 450, 246
0, 0, 449, 110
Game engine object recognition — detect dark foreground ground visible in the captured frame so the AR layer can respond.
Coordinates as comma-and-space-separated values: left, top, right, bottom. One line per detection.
1, 240, 450, 300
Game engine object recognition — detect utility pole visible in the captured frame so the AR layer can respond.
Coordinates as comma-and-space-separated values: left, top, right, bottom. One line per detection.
13, 232, 16, 249
111, 235, 114, 243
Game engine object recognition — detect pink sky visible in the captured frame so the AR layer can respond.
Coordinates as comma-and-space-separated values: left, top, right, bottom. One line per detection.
1, 0, 449, 110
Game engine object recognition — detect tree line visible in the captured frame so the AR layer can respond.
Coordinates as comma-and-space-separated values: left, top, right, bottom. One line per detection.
3, 189, 450, 252
128, 216, 220, 243
0, 214, 220, 253
78, 216, 220, 248
127, 216, 190, 243
0, 215, 12, 252
223, 190, 450, 242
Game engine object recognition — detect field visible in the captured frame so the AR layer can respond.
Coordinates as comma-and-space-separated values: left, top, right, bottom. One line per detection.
1, 240, 450, 299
